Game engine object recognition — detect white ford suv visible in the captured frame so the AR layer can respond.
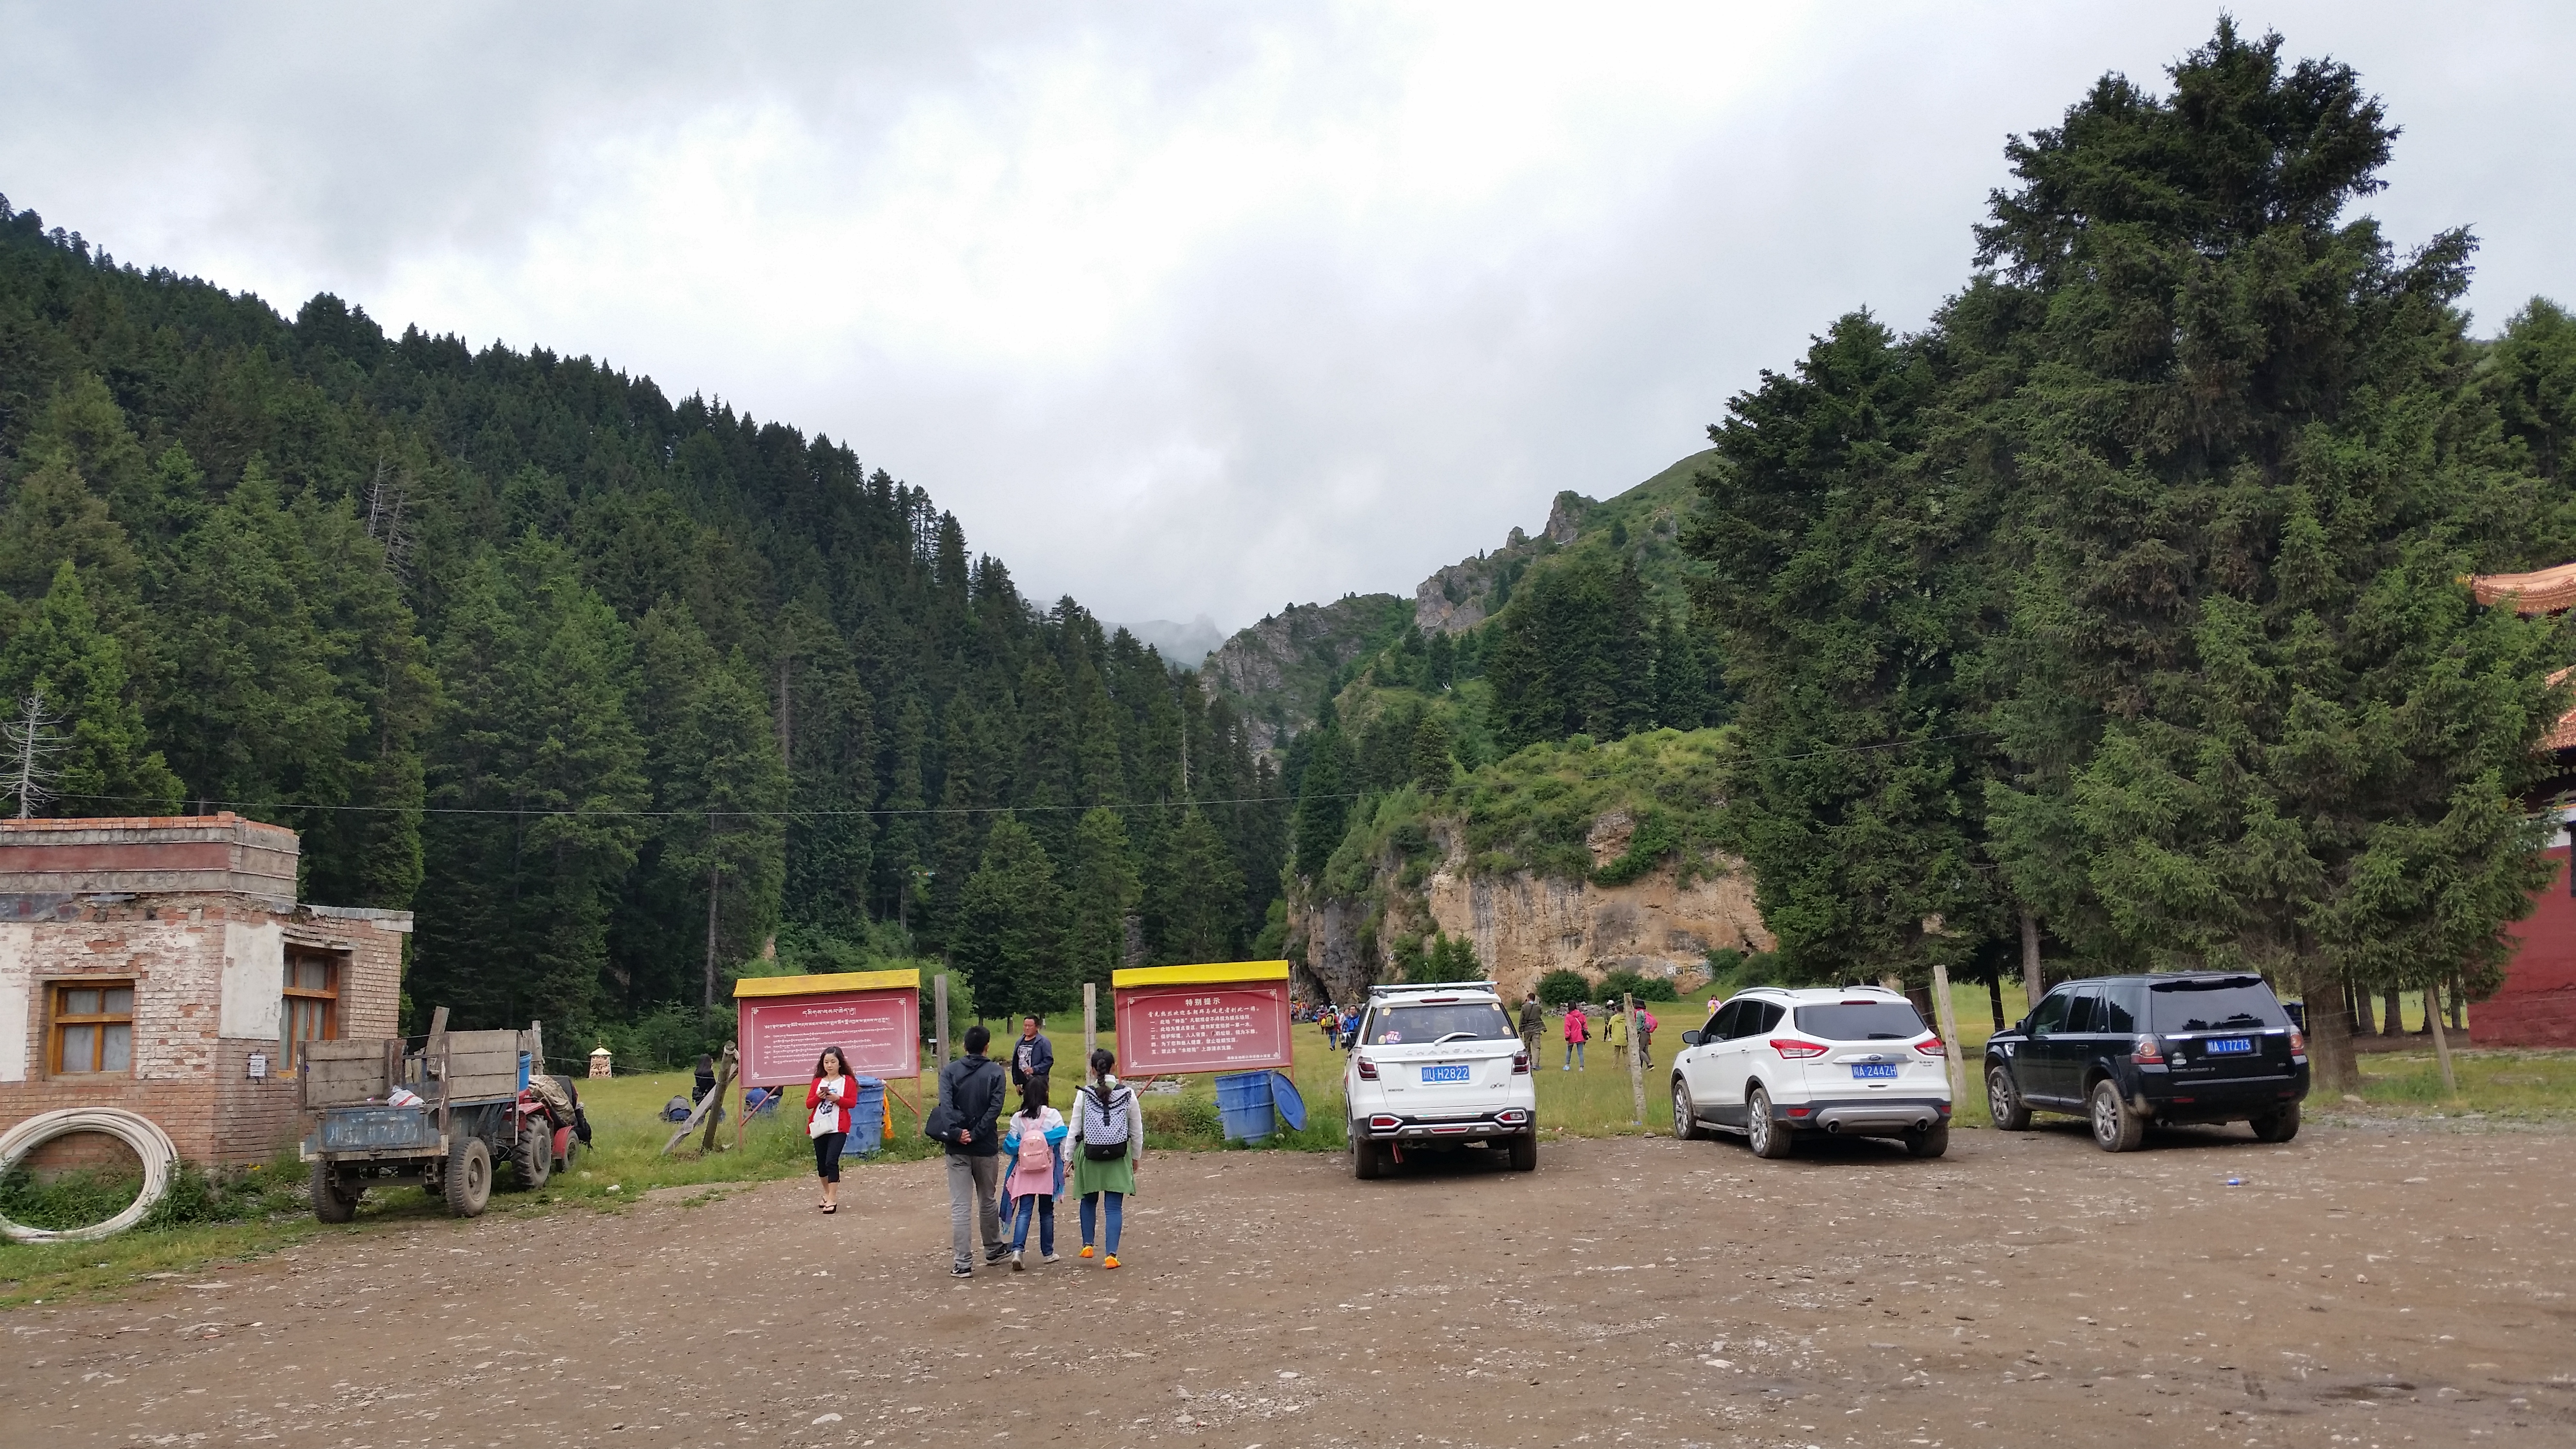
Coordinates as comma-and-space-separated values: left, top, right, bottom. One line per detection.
1669, 986, 1952, 1159
1342, 981, 1538, 1178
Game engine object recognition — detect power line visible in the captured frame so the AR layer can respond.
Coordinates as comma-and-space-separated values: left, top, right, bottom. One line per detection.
41, 719, 2022, 821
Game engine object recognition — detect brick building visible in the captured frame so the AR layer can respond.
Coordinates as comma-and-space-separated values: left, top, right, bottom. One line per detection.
2470, 563, 2576, 1047
0, 815, 410, 1167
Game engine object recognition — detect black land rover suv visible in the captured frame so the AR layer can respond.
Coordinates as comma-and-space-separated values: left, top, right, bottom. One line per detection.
1983, 973, 2308, 1152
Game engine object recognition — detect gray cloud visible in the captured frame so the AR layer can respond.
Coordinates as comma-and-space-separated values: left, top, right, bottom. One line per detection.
4, 2, 2569, 630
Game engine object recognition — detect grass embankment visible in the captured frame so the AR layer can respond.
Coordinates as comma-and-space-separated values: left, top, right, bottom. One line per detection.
7, 995, 2572, 1308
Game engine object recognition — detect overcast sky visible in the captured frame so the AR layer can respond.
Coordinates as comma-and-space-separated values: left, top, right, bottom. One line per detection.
4, 3, 2569, 633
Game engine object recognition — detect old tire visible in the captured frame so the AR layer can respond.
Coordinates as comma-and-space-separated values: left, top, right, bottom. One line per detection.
1672, 1079, 1707, 1142
1350, 1123, 1383, 1180
443, 1136, 493, 1217
512, 1124, 552, 1190
310, 1160, 359, 1223
1904, 1122, 1951, 1159
2089, 1079, 2145, 1153
1508, 1132, 1538, 1172
1986, 1064, 2032, 1131
2249, 1103, 2302, 1143
1746, 1087, 1793, 1160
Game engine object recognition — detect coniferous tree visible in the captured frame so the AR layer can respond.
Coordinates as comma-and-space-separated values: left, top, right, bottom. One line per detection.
1290, 722, 1350, 879
1410, 712, 1455, 795
1156, 804, 1246, 963
413, 541, 649, 1028
1063, 805, 1141, 989
0, 562, 180, 815
952, 812, 1069, 1018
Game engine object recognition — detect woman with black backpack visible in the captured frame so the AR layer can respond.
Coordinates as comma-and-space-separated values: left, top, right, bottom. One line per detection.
1068, 1047, 1143, 1268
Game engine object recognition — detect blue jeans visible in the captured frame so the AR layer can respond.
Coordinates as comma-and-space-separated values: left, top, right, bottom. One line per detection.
1563, 1041, 1584, 1069
1010, 1193, 1055, 1255
1079, 1191, 1125, 1254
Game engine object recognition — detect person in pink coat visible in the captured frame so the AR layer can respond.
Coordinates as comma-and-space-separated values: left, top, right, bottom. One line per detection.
1562, 1003, 1589, 1071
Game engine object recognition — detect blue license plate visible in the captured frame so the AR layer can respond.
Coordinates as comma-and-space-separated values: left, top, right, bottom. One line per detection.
1849, 1063, 1899, 1080
1421, 1064, 1470, 1084
2205, 1038, 2254, 1055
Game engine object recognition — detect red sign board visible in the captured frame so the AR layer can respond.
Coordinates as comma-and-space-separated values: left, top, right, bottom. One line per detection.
1113, 982, 1292, 1074
738, 989, 920, 1086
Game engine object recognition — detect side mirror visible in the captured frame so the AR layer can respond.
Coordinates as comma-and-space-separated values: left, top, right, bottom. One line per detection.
1680, 1030, 1702, 1046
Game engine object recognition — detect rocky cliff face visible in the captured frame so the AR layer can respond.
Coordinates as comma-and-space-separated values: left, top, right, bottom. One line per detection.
1289, 814, 1772, 1004
1201, 594, 1408, 751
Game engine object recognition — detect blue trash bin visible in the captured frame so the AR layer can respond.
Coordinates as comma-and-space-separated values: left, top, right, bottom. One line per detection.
1215, 1070, 1277, 1143
846, 1077, 887, 1155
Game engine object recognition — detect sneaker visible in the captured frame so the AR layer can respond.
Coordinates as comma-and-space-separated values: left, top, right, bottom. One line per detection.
1042, 1252, 1062, 1265
1103, 1254, 1121, 1270
985, 1247, 1010, 1265
1010, 1251, 1025, 1272
950, 1265, 973, 1278
1079, 1245, 1095, 1259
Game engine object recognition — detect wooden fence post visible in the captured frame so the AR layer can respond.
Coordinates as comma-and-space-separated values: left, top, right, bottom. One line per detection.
1083, 982, 1098, 1072
934, 973, 951, 1106
1929, 964, 1968, 1111
2427, 979, 2459, 1099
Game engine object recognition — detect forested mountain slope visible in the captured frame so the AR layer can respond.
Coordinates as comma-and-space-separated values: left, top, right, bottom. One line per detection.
0, 196, 1285, 1041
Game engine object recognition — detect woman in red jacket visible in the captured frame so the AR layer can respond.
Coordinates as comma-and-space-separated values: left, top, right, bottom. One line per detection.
807, 1046, 856, 1214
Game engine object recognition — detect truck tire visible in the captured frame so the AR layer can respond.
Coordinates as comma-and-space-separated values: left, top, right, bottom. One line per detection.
444, 1136, 493, 1217
513, 1124, 552, 1190
310, 1160, 359, 1223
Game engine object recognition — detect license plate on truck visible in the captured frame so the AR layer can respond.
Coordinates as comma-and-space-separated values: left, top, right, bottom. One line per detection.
1849, 1063, 1899, 1080
2205, 1038, 2254, 1054
1421, 1064, 1470, 1084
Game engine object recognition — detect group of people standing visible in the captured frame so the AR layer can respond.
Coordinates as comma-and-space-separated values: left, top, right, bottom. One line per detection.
1514, 992, 1659, 1072
802, 1016, 1145, 1278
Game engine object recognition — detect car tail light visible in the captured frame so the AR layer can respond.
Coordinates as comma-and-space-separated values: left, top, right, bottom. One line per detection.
1356, 1056, 1378, 1080
1511, 1048, 1531, 1075
1914, 1037, 1947, 1057
1768, 1038, 1829, 1059
1368, 1114, 1401, 1132
1496, 1108, 1530, 1126
2287, 1029, 2306, 1059
2131, 1034, 2165, 1065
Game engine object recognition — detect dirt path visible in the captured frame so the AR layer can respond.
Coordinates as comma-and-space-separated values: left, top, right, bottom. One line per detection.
5, 1123, 2573, 1447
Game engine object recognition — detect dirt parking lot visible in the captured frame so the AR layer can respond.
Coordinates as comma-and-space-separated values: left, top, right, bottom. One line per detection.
4, 1120, 2573, 1447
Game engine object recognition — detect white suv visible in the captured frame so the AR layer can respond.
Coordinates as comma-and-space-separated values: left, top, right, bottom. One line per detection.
1342, 981, 1538, 1178
1669, 986, 1952, 1159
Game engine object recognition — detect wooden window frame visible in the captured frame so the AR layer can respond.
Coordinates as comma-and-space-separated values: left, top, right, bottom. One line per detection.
48, 979, 136, 1077
282, 950, 343, 1068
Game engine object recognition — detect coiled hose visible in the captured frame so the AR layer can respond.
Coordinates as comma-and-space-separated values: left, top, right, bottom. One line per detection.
0, 1107, 180, 1243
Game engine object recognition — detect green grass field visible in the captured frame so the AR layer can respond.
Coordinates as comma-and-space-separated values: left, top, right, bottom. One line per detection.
4, 990, 2573, 1309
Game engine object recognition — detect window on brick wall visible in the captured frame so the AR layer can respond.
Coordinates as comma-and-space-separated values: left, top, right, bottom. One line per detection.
283, 950, 341, 1066
50, 982, 135, 1075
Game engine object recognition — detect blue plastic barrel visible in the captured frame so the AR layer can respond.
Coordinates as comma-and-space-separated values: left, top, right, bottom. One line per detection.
846, 1077, 887, 1154
1215, 1070, 1276, 1143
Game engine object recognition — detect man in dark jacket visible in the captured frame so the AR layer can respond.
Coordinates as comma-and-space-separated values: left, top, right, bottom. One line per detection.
940, 1025, 1009, 1277
1518, 993, 1545, 1065
1011, 1015, 1054, 1104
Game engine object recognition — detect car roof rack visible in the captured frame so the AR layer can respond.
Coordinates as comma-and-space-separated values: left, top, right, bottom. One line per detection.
1368, 980, 1493, 996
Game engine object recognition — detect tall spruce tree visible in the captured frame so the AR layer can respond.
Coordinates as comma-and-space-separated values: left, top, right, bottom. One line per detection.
1063, 805, 1141, 987
952, 812, 1069, 1018
1975, 21, 2567, 1089
0, 561, 181, 815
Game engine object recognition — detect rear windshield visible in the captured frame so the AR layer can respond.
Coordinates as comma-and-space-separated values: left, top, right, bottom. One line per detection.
1368, 1002, 1513, 1046
2149, 978, 2287, 1033
1792, 1002, 1926, 1041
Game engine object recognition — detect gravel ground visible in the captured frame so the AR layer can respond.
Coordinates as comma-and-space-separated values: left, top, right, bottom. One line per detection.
3, 1120, 2572, 1447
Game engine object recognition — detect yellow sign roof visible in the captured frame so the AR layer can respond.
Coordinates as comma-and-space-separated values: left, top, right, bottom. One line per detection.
1110, 959, 1291, 990
732, 967, 921, 999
